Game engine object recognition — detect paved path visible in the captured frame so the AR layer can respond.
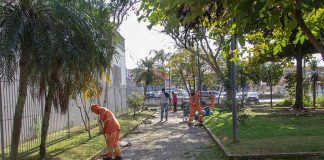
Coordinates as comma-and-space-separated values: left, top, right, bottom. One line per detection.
121, 111, 222, 160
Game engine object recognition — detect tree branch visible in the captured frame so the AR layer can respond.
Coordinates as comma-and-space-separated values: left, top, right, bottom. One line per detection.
293, 7, 324, 60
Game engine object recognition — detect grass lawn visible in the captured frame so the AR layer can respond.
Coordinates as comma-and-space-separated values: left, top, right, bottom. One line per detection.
24, 111, 153, 160
204, 108, 324, 159
197, 143, 227, 160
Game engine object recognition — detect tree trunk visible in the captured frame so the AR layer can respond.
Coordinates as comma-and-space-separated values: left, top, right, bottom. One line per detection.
77, 106, 87, 131
270, 83, 273, 109
217, 85, 224, 105
230, 35, 238, 143
240, 70, 245, 109
294, 53, 304, 110
225, 56, 233, 111
313, 78, 316, 109
241, 88, 245, 109
84, 106, 92, 138
10, 58, 29, 160
180, 72, 190, 94
143, 85, 147, 98
143, 85, 147, 110
39, 84, 55, 159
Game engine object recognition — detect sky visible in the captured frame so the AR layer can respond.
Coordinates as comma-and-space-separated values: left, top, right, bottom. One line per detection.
119, 12, 324, 69
119, 12, 175, 69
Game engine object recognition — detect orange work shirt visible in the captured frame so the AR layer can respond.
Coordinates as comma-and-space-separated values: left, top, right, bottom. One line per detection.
189, 93, 200, 106
209, 95, 215, 104
98, 108, 120, 133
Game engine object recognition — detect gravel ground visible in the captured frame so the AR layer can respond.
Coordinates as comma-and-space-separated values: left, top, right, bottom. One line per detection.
118, 111, 225, 160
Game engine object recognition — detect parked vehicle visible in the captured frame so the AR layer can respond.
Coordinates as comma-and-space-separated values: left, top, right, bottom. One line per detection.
236, 92, 247, 100
219, 92, 226, 98
146, 92, 156, 98
176, 91, 189, 103
246, 92, 259, 103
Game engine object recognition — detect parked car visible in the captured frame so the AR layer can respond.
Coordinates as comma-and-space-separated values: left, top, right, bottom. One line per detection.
236, 92, 247, 100
219, 92, 226, 98
246, 92, 259, 103
146, 92, 156, 98
176, 91, 189, 103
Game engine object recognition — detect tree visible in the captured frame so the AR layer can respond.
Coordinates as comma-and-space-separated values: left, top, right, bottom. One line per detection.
35, 2, 116, 158
243, 29, 316, 110
132, 57, 164, 101
150, 49, 171, 88
308, 59, 319, 108
0, 0, 116, 158
168, 49, 207, 93
127, 93, 144, 117
107, 0, 140, 28
140, 1, 324, 68
0, 1, 53, 158
261, 63, 284, 108
236, 63, 248, 108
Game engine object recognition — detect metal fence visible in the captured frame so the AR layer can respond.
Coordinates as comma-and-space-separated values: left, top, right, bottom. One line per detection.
0, 77, 136, 159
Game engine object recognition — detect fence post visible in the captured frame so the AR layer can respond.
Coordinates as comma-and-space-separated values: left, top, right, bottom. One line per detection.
0, 83, 5, 160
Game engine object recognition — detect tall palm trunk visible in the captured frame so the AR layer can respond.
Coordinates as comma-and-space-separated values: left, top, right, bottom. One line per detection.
143, 85, 148, 110
10, 57, 29, 160
39, 83, 55, 159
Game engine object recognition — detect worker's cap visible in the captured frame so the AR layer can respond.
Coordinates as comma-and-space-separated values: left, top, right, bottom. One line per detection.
91, 104, 101, 114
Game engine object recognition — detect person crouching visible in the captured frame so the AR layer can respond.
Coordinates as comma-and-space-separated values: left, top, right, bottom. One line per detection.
91, 104, 122, 160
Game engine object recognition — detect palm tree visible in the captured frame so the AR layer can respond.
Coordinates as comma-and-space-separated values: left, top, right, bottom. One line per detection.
0, 0, 115, 158
32, 2, 115, 159
308, 59, 319, 109
0, 1, 53, 159
151, 49, 172, 89
132, 57, 164, 101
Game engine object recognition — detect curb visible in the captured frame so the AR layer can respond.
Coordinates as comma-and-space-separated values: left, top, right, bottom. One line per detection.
202, 123, 231, 157
89, 113, 154, 160
202, 123, 324, 160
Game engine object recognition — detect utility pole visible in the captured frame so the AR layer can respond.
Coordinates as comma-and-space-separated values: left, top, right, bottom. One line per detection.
230, 35, 238, 142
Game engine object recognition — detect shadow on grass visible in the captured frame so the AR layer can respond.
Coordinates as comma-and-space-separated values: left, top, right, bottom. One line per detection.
48, 134, 102, 158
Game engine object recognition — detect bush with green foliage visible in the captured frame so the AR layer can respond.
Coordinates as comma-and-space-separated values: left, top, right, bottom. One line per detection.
275, 98, 293, 107
238, 110, 249, 126
317, 95, 324, 108
303, 96, 312, 107
127, 93, 144, 117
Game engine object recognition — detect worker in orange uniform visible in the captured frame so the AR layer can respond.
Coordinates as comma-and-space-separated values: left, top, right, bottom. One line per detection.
91, 104, 122, 160
209, 92, 215, 111
188, 90, 203, 126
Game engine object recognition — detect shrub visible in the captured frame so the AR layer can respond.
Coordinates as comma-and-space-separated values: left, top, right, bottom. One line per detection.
317, 95, 324, 108
303, 96, 312, 107
127, 93, 144, 117
238, 110, 249, 126
275, 98, 293, 107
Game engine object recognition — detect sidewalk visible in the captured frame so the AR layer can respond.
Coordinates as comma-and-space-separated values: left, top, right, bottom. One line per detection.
118, 110, 226, 160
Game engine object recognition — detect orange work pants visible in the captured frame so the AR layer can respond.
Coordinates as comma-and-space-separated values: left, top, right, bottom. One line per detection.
188, 104, 203, 124
105, 130, 121, 158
